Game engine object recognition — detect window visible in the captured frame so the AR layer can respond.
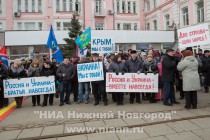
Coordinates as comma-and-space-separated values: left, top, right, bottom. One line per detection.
128, 1, 131, 13
153, 20, 157, 30
18, 0, 21, 12
122, 1, 126, 13
63, 0, 66, 11
182, 7, 189, 26
146, 1, 150, 12
165, 14, 170, 30
96, 0, 102, 14
117, 23, 120, 30
9, 46, 29, 60
197, 1, 204, 23
146, 23, 150, 30
0, 0, 2, 13
57, 22, 61, 30
25, 0, 28, 12
63, 22, 70, 30
133, 1, 136, 13
32, 0, 35, 12
17, 22, 22, 30
56, 0, 60, 11
75, 1, 80, 13
153, 0, 157, 8
0, 22, 2, 30
123, 23, 131, 30
38, 0, 42, 12
25, 22, 36, 30
38, 22, 42, 30
69, 0, 73, 11
134, 23, 137, 30
95, 23, 103, 30
117, 1, 120, 13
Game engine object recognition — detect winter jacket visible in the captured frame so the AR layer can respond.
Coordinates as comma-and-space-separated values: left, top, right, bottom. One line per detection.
142, 59, 158, 73
9, 65, 27, 79
200, 55, 210, 74
162, 54, 177, 82
56, 63, 75, 81
177, 56, 201, 91
27, 65, 41, 77
40, 66, 55, 77
0, 63, 8, 85
125, 58, 143, 73
108, 61, 127, 73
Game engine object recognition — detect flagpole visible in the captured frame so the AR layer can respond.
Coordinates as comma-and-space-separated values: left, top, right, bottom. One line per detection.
49, 48, 52, 61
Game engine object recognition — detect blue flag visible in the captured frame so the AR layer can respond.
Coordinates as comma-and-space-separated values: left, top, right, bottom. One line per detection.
75, 27, 91, 50
47, 26, 64, 63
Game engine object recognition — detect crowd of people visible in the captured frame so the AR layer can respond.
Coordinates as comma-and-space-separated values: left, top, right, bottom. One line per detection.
0, 46, 209, 110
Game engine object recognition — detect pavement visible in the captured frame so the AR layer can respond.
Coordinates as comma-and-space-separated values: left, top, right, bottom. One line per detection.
0, 88, 210, 140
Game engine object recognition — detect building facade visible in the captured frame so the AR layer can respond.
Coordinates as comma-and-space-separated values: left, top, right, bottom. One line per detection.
0, 0, 210, 60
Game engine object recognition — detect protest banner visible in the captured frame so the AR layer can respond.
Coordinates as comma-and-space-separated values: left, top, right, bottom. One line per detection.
178, 23, 210, 49
106, 73, 158, 93
91, 37, 115, 54
3, 76, 56, 98
77, 62, 104, 82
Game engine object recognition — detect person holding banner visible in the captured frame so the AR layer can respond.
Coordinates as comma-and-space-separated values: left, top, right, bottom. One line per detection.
125, 50, 143, 104
142, 55, 159, 103
108, 54, 127, 105
0, 61, 9, 109
9, 59, 27, 108
56, 58, 75, 106
40, 61, 55, 107
177, 50, 201, 109
27, 60, 41, 106
91, 53, 108, 106
77, 56, 90, 104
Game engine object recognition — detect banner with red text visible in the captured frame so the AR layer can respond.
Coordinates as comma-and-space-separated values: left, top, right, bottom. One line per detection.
178, 23, 210, 49
106, 73, 158, 93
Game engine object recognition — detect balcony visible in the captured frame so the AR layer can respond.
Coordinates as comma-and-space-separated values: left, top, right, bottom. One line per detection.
94, 9, 106, 17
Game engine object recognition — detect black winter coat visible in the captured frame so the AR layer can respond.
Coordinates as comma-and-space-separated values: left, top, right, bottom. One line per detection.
40, 66, 55, 77
9, 65, 27, 79
56, 63, 75, 81
162, 54, 177, 82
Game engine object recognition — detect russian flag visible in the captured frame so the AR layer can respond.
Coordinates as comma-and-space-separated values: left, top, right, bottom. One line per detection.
0, 46, 8, 68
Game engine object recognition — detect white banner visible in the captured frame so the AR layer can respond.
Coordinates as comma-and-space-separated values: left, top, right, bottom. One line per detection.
3, 76, 56, 98
106, 73, 158, 93
91, 37, 115, 54
178, 23, 210, 49
77, 62, 104, 82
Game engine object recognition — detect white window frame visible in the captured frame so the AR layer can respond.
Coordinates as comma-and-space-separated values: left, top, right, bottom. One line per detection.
25, 22, 36, 30
38, 0, 42, 12
123, 23, 132, 30
57, 22, 61, 30
153, 20, 157, 30
56, 0, 60, 11
38, 22, 42, 30
128, 1, 131, 13
95, 0, 102, 14
117, 1, 120, 13
146, 23, 150, 30
0, 0, 2, 13
63, 0, 67, 11
25, 0, 28, 12
122, 1, 126, 13
153, 0, 157, 9
117, 23, 121, 30
182, 7, 189, 26
17, 0, 21, 12
95, 22, 104, 30
146, 1, 150, 12
69, 0, 73, 11
197, 1, 204, 23
0, 22, 2, 30
63, 22, 70, 30
17, 22, 22, 30
32, 0, 35, 12
133, 1, 136, 13
134, 23, 137, 30
165, 14, 170, 30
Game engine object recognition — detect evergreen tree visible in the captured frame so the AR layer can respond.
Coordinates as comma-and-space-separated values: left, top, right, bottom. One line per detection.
62, 14, 82, 58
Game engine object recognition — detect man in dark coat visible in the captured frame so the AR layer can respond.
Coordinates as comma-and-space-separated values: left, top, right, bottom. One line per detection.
125, 50, 143, 104
162, 49, 179, 106
56, 58, 75, 106
200, 50, 210, 93
0, 61, 9, 108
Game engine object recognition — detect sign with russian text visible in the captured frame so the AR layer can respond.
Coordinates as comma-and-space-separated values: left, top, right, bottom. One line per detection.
106, 73, 158, 93
77, 62, 104, 82
3, 76, 56, 98
178, 23, 210, 49
91, 37, 115, 54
